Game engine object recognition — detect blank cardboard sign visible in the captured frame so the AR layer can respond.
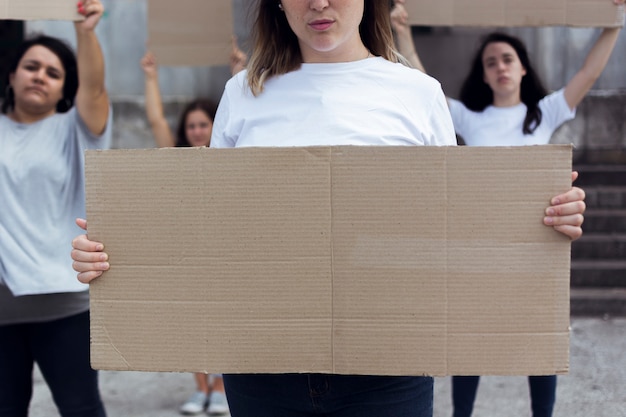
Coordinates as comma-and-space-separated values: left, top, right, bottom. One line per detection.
0, 0, 80, 20
148, 0, 234, 66
404, 0, 625, 27
86, 145, 572, 376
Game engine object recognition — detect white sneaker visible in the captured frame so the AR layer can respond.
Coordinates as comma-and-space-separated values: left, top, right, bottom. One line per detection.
179, 391, 208, 415
207, 391, 230, 415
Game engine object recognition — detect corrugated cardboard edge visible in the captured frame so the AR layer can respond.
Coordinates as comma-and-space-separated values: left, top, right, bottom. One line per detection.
405, 0, 625, 27
0, 0, 82, 20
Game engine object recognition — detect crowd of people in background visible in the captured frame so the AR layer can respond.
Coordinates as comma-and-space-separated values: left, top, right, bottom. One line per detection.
1, 0, 623, 415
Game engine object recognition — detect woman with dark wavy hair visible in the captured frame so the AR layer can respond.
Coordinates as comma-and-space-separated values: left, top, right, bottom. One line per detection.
0, 1, 111, 416
1, 36, 78, 114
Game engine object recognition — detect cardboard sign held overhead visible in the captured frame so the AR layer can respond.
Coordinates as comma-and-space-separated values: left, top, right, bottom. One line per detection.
404, 0, 625, 27
86, 145, 572, 377
0, 0, 81, 20
148, 0, 233, 67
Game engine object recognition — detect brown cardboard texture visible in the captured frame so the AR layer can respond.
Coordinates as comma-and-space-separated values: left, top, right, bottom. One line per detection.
404, 0, 625, 27
148, 0, 233, 67
86, 145, 572, 376
0, 0, 81, 20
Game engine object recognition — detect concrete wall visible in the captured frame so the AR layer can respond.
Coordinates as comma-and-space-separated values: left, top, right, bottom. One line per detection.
24, 0, 626, 156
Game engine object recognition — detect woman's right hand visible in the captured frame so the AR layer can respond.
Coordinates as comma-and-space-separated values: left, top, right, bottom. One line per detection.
75, 0, 104, 33
71, 218, 110, 284
141, 50, 158, 79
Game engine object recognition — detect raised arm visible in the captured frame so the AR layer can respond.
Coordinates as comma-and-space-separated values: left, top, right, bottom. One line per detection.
74, 0, 109, 136
390, 0, 425, 72
140, 51, 175, 148
563, 0, 624, 110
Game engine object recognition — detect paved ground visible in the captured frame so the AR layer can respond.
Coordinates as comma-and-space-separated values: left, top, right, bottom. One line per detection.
29, 317, 626, 417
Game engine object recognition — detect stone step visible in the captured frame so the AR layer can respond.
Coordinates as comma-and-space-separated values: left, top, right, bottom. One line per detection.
582, 209, 626, 234
570, 287, 626, 317
573, 165, 626, 187
583, 186, 626, 210
571, 234, 626, 260
570, 260, 626, 288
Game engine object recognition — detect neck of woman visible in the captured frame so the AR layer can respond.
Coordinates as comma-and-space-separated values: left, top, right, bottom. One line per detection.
8, 105, 56, 124
492, 91, 522, 108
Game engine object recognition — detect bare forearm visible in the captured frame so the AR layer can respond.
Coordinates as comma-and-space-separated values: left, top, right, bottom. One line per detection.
145, 75, 174, 147
390, 1, 425, 72
74, 25, 109, 134
581, 28, 620, 80
564, 27, 621, 109
144, 74, 165, 125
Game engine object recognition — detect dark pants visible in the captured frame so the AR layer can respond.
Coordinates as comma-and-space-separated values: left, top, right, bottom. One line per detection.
452, 375, 556, 417
0, 311, 106, 417
224, 373, 433, 417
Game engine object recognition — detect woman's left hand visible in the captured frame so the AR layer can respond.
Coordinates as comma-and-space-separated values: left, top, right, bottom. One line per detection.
544, 171, 586, 240
390, 0, 410, 36
75, 0, 104, 32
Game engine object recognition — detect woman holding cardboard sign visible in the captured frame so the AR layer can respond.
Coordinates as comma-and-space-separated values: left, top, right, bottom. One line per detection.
0, 1, 110, 416
71, 0, 586, 416
390, 0, 622, 415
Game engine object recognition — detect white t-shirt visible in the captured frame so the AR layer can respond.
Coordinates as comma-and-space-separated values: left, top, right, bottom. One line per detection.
211, 57, 456, 148
447, 89, 576, 146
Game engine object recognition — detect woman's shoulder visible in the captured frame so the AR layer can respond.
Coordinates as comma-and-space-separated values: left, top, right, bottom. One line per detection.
225, 69, 248, 91
42, 108, 78, 130
539, 88, 567, 107
370, 57, 442, 92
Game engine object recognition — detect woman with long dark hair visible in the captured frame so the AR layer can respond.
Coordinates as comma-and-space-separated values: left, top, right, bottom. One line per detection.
391, 0, 622, 415
0, 1, 111, 416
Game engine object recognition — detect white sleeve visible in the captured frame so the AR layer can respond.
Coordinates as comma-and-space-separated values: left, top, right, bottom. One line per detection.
427, 87, 457, 146
539, 89, 576, 132
209, 87, 235, 149
446, 98, 468, 140
74, 106, 113, 150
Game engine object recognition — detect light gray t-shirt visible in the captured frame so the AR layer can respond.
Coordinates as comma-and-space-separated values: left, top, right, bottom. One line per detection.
0, 108, 112, 302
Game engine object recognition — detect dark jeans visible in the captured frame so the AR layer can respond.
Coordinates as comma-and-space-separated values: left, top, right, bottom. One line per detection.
452, 375, 556, 417
224, 373, 433, 417
0, 311, 106, 417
